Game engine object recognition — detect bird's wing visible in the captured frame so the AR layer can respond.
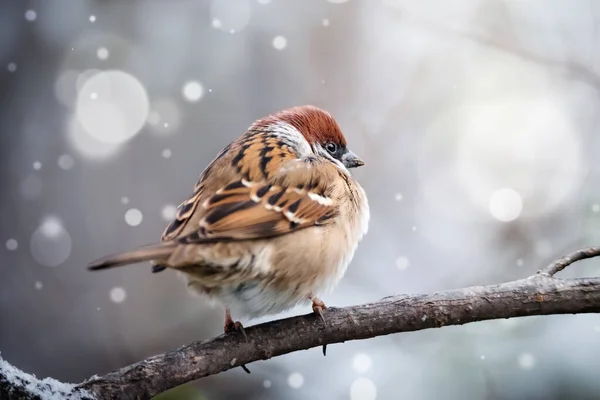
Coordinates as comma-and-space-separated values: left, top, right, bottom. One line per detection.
176, 159, 340, 244
160, 131, 301, 243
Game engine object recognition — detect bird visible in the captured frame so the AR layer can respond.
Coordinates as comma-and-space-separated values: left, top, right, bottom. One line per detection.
88, 105, 370, 365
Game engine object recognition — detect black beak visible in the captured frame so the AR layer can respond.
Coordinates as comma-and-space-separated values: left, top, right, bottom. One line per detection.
342, 150, 365, 169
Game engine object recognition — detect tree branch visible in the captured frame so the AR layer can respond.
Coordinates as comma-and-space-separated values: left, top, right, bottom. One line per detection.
2, 247, 600, 400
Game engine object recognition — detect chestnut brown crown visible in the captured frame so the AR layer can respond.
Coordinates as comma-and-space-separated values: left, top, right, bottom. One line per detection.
263, 105, 363, 169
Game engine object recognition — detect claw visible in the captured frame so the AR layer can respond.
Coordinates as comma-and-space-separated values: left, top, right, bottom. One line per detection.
224, 309, 251, 373
313, 306, 326, 325
310, 296, 328, 356
225, 320, 248, 341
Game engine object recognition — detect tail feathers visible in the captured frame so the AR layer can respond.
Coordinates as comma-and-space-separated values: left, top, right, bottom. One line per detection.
88, 242, 177, 271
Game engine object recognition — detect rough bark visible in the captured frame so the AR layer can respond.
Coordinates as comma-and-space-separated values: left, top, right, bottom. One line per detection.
1, 247, 600, 400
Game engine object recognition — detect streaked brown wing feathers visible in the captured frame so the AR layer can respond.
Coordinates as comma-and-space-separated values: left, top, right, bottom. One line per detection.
178, 163, 338, 244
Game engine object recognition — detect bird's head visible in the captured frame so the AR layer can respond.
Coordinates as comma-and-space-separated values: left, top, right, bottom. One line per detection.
267, 105, 364, 170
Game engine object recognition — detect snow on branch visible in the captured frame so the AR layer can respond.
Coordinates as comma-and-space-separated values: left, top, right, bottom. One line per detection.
2, 247, 600, 400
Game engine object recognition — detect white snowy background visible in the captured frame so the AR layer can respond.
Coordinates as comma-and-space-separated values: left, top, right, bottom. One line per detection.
1, 0, 600, 399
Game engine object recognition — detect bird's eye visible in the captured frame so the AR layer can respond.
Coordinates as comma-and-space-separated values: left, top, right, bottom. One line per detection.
325, 142, 338, 154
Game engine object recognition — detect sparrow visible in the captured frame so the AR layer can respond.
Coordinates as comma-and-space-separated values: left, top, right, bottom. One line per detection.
88, 105, 370, 364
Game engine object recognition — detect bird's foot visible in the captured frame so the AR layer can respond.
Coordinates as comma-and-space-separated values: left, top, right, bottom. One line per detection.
224, 319, 248, 341
224, 310, 251, 374
310, 296, 328, 356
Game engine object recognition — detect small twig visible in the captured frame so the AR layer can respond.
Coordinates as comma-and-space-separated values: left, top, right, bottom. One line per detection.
2, 247, 600, 400
537, 246, 600, 277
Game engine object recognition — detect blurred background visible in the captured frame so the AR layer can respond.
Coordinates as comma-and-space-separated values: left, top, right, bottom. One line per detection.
1, 0, 600, 399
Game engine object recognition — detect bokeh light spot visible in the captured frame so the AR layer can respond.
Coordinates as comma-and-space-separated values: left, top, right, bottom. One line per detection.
210, 0, 251, 32
489, 188, 522, 222
67, 116, 122, 161
97, 47, 109, 60
110, 287, 127, 303
125, 208, 143, 226
147, 99, 181, 135
58, 154, 74, 170
182, 81, 204, 102
518, 353, 536, 370
76, 70, 149, 145
5, 239, 18, 251
287, 372, 304, 388
395, 256, 410, 270
273, 36, 287, 50
350, 378, 377, 400
30, 217, 72, 267
25, 10, 37, 21
352, 353, 372, 373
162, 205, 177, 221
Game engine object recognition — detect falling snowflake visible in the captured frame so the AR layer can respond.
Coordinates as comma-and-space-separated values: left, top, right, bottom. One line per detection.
5, 239, 18, 251
395, 256, 410, 270
125, 208, 143, 226
287, 372, 304, 388
518, 353, 536, 370
516, 258, 524, 267
97, 47, 109, 60
489, 188, 523, 222
350, 378, 377, 400
25, 10, 37, 21
182, 81, 204, 102
272, 36, 287, 50
30, 217, 72, 267
110, 287, 126, 303
57, 154, 74, 170
352, 353, 372, 373
162, 205, 177, 221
